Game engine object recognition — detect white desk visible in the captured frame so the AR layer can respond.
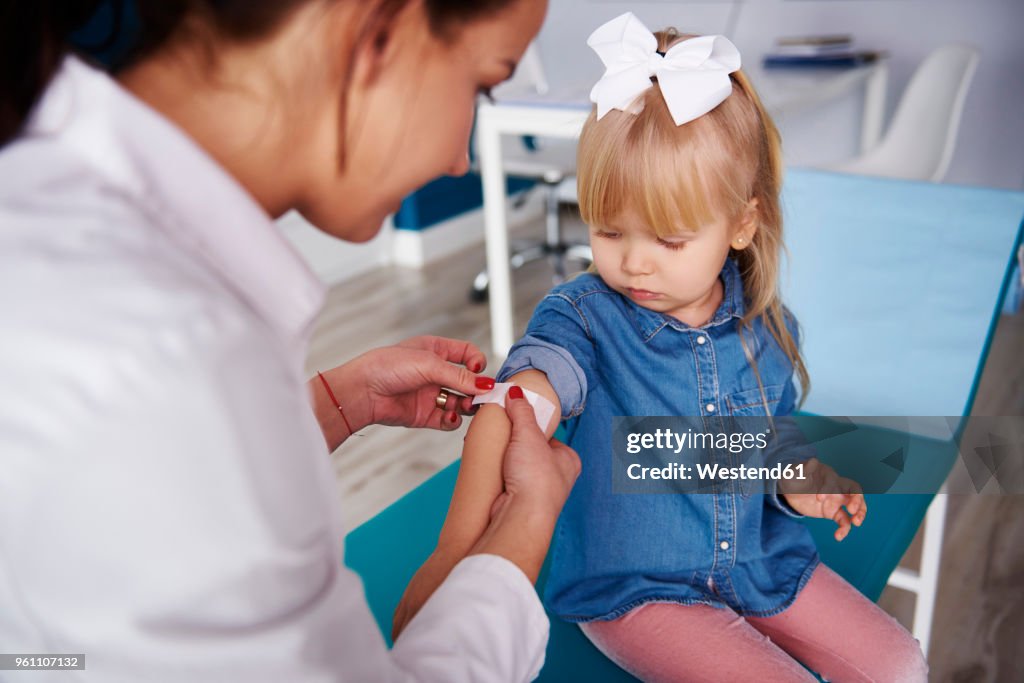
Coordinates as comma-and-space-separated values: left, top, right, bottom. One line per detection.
479, 62, 889, 356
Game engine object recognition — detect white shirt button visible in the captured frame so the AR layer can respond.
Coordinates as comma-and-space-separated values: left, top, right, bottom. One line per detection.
720, 541, 730, 551
697, 336, 706, 345
706, 403, 716, 413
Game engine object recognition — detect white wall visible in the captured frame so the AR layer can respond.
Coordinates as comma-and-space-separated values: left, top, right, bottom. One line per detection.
279, 193, 545, 285
536, 0, 1024, 190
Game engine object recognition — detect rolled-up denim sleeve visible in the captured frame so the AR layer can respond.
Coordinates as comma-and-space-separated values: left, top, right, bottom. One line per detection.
496, 294, 595, 419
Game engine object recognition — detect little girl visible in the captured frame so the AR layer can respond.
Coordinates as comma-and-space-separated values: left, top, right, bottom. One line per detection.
396, 13, 927, 682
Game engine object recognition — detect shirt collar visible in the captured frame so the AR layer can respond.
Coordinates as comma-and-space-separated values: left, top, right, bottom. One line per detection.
624, 258, 746, 340
26, 56, 326, 349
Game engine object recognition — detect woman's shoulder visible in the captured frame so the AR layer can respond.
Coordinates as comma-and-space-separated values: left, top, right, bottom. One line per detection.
1, 165, 264, 379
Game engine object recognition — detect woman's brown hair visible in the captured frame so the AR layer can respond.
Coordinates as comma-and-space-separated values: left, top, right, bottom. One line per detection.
0, 0, 524, 148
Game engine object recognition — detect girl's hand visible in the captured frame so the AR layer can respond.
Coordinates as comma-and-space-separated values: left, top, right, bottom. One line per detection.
779, 458, 867, 541
312, 336, 493, 449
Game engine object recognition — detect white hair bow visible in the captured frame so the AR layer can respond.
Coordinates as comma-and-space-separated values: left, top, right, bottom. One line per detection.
587, 12, 742, 126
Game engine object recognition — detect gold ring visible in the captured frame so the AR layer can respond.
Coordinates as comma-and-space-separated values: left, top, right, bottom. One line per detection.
435, 389, 450, 410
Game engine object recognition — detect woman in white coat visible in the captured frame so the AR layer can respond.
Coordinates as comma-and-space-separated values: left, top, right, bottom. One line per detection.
0, 1, 579, 680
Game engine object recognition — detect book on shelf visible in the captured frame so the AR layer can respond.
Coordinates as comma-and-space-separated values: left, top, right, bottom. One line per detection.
773, 42, 855, 57
776, 34, 853, 48
763, 50, 886, 69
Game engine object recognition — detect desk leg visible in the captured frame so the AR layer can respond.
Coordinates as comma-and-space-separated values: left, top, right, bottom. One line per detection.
860, 63, 889, 154
479, 106, 515, 357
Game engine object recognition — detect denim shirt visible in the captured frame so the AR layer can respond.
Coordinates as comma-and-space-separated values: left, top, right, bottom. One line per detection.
497, 259, 819, 621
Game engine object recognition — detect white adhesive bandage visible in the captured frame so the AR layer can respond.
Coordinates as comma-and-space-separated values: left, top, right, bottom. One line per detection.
472, 383, 557, 431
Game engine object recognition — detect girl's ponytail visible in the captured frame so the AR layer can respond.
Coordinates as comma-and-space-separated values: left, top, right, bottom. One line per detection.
0, 1, 104, 148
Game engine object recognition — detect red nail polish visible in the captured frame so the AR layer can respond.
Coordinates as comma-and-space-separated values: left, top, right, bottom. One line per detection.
508, 385, 524, 400
471, 361, 483, 373
475, 377, 496, 390
448, 412, 458, 424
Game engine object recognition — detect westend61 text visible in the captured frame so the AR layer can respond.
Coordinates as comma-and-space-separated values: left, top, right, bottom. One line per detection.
627, 462, 806, 481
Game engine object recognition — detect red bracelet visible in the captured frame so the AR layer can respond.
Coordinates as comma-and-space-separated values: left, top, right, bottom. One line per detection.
317, 371, 356, 437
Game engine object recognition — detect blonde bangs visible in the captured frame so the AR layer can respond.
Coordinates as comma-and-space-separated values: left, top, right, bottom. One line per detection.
577, 87, 753, 237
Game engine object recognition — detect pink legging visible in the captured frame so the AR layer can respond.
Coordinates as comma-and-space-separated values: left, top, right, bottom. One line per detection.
578, 564, 928, 683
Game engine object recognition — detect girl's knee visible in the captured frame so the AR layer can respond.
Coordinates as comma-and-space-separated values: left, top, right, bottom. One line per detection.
874, 632, 928, 683
902, 641, 929, 682
809, 615, 928, 682
819, 636, 927, 683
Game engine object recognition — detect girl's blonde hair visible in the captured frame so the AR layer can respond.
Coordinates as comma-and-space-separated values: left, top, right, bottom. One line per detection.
577, 28, 810, 407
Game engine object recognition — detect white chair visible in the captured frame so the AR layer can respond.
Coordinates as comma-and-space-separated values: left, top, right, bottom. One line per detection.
469, 44, 590, 301
827, 44, 979, 182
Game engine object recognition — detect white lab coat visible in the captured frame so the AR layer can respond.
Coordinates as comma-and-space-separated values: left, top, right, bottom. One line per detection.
0, 56, 548, 682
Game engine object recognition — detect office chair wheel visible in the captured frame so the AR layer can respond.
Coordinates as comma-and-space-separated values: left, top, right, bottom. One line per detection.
468, 285, 488, 303
469, 271, 490, 303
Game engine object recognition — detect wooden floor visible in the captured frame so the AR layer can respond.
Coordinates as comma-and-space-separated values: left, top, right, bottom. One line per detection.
305, 211, 1023, 682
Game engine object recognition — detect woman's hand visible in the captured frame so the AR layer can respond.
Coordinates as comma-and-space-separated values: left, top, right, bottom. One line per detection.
489, 386, 580, 522
393, 387, 581, 641
780, 458, 867, 541
311, 336, 494, 450
467, 388, 581, 581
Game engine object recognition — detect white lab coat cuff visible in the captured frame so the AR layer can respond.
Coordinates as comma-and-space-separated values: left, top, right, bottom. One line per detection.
392, 554, 549, 682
